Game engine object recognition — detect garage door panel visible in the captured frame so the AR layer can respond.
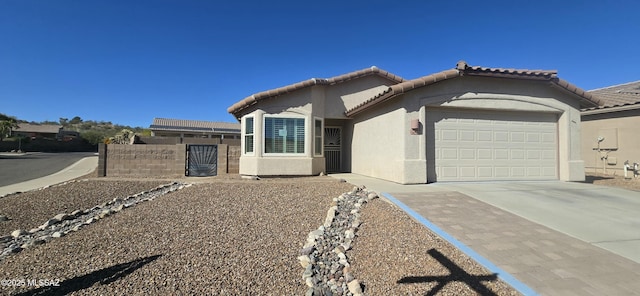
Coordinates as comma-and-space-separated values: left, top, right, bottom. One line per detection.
428, 109, 558, 181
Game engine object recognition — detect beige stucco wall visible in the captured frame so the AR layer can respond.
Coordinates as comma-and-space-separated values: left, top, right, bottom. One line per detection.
581, 108, 640, 175
350, 98, 411, 183
350, 76, 587, 184
238, 76, 398, 176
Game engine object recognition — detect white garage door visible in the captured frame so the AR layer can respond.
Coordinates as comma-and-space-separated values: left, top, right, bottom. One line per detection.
427, 109, 558, 181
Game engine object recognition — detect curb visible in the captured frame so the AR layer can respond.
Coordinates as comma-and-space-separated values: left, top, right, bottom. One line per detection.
381, 192, 539, 296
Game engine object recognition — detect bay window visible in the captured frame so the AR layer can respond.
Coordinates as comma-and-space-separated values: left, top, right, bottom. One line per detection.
264, 117, 305, 154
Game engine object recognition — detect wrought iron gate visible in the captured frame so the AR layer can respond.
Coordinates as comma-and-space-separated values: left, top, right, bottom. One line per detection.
186, 145, 217, 177
324, 127, 341, 173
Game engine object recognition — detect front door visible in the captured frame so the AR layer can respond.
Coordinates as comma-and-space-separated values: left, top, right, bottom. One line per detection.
324, 127, 342, 172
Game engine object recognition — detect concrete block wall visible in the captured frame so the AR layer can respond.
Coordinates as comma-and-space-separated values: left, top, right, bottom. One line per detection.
101, 144, 186, 177
228, 146, 241, 174
98, 143, 241, 177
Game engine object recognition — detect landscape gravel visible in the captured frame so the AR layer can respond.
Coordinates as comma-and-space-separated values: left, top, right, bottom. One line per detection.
0, 180, 167, 236
0, 176, 521, 295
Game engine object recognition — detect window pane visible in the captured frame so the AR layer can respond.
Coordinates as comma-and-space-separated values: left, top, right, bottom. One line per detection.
264, 117, 305, 154
245, 117, 254, 134
245, 135, 253, 153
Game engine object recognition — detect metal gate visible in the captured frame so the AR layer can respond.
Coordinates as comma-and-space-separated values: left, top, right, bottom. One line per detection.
186, 145, 217, 177
324, 127, 341, 172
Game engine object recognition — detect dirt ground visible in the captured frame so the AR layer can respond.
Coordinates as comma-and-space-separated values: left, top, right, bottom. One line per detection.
584, 172, 640, 192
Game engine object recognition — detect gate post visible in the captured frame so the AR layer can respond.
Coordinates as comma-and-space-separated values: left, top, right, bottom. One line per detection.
97, 143, 107, 177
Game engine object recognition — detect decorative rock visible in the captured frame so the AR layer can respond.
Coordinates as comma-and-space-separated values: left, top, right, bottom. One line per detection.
0, 236, 12, 243
53, 213, 69, 221
71, 210, 83, 217
11, 229, 26, 238
367, 192, 378, 200
42, 217, 61, 228
52, 232, 63, 238
0, 215, 9, 222
298, 255, 311, 268
98, 209, 111, 219
323, 206, 337, 228
345, 229, 355, 239
300, 246, 314, 256
299, 187, 380, 294
347, 279, 363, 295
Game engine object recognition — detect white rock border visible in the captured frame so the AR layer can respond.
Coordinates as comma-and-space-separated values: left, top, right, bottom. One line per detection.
299, 186, 378, 296
0, 182, 192, 261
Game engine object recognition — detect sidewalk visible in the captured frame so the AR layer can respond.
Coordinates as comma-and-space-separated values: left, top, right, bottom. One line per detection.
330, 173, 640, 296
0, 156, 98, 196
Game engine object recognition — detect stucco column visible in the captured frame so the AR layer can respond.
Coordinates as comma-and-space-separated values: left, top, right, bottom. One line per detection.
254, 111, 264, 158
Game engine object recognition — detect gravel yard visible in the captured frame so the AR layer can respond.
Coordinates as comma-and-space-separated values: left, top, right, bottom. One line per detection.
0, 180, 167, 237
0, 176, 520, 295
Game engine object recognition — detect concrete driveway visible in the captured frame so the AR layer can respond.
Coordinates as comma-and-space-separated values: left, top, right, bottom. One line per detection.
429, 181, 640, 263
330, 173, 640, 263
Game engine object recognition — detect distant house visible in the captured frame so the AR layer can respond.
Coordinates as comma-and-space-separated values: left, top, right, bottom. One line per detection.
11, 123, 62, 140
149, 118, 240, 140
228, 61, 600, 183
581, 81, 640, 175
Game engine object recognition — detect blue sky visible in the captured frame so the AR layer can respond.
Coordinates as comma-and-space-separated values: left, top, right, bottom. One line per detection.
1, 0, 638, 128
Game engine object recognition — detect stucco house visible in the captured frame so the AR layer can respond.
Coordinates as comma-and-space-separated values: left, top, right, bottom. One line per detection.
581, 81, 640, 175
228, 61, 602, 184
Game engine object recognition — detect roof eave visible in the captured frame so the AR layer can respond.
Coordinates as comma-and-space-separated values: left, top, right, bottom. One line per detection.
550, 79, 602, 108
581, 103, 640, 115
228, 67, 405, 118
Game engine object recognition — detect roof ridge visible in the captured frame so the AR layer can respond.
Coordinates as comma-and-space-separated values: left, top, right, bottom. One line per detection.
345, 60, 598, 117
588, 80, 640, 92
228, 66, 405, 117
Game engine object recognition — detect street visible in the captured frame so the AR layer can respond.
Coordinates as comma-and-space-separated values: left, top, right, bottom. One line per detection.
0, 152, 96, 187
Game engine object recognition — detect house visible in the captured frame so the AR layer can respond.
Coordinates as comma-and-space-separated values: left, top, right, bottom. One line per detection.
228, 61, 602, 184
11, 123, 62, 140
581, 81, 640, 175
149, 118, 240, 140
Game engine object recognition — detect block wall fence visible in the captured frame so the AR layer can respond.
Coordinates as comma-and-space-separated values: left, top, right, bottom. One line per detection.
97, 144, 241, 177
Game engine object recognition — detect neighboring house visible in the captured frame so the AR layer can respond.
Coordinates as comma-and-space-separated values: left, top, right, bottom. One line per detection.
11, 123, 62, 140
149, 118, 240, 139
581, 81, 640, 175
228, 61, 601, 184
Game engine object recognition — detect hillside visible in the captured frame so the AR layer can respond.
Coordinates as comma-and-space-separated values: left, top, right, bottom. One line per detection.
0, 114, 151, 152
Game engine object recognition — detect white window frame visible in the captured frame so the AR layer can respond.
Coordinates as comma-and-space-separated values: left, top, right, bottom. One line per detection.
314, 117, 323, 156
243, 115, 255, 155
263, 114, 306, 156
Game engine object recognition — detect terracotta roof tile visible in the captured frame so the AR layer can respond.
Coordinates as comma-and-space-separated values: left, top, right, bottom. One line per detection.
227, 66, 405, 117
345, 61, 601, 117
582, 80, 640, 111
150, 118, 240, 133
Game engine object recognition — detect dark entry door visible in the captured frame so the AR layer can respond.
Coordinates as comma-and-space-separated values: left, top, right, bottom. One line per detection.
324, 127, 341, 172
186, 145, 217, 176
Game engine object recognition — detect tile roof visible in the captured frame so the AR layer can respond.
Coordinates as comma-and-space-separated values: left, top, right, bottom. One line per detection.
13, 123, 62, 134
227, 66, 405, 117
150, 118, 240, 133
582, 80, 640, 112
345, 61, 602, 117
